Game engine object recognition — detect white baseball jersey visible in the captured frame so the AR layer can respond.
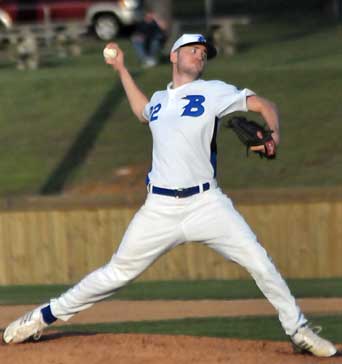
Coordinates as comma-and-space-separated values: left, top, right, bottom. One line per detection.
143, 79, 255, 188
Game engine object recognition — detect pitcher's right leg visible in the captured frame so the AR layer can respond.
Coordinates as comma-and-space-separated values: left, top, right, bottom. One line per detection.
3, 194, 185, 344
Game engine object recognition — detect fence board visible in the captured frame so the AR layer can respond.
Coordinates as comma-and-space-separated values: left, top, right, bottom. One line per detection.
50, 211, 69, 283
0, 214, 9, 285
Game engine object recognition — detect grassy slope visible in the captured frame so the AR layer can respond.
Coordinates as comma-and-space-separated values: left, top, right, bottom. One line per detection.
0, 18, 342, 196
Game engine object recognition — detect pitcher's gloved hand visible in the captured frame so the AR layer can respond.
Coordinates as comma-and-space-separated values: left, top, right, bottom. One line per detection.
227, 116, 276, 159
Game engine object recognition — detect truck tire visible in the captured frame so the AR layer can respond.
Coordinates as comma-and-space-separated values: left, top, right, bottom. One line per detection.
93, 13, 119, 40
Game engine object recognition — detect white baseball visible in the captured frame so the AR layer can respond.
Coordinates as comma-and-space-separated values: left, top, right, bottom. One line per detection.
103, 47, 117, 60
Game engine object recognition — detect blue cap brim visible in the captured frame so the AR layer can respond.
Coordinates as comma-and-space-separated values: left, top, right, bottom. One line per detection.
179, 41, 217, 60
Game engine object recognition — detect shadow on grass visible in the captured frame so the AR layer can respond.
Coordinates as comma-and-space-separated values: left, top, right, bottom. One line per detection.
40, 71, 141, 194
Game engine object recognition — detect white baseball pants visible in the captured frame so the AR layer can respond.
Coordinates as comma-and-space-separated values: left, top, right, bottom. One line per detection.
50, 187, 306, 335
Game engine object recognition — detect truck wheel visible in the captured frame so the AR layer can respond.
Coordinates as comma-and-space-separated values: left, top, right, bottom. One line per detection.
94, 14, 119, 40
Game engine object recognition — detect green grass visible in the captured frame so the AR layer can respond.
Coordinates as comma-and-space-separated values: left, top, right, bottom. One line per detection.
1, 278, 342, 305
55, 316, 288, 340
1, 18, 342, 196
50, 315, 342, 342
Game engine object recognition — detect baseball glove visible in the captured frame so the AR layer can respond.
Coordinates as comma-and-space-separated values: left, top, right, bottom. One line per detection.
227, 116, 276, 159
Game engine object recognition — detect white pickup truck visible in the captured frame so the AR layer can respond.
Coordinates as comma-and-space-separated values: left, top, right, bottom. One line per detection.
0, 0, 142, 40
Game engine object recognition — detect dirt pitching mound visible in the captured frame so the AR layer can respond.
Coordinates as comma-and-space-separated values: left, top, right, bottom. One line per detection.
1, 333, 342, 364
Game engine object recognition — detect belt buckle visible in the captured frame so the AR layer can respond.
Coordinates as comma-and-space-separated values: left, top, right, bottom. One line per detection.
175, 188, 184, 198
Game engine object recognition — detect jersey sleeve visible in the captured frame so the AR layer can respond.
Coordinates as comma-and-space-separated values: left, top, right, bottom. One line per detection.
212, 81, 256, 118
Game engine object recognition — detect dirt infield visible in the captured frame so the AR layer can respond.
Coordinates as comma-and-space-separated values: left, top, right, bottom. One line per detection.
1, 298, 342, 364
1, 298, 342, 327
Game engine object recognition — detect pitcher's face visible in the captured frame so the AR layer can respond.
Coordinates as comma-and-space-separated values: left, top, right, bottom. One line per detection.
173, 44, 207, 79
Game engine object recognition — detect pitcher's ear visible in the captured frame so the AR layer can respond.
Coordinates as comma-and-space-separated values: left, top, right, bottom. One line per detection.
170, 50, 178, 64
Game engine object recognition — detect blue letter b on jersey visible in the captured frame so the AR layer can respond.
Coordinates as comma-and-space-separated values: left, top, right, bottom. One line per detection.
182, 95, 205, 117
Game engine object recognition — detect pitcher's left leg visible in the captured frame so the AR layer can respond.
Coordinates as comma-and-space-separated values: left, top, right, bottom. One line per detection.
216, 236, 305, 335
183, 189, 337, 356
183, 189, 306, 335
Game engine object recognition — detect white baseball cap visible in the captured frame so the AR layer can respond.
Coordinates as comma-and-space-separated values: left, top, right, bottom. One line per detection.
170, 33, 217, 59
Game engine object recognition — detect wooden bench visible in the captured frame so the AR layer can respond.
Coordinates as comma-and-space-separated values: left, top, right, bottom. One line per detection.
209, 16, 250, 56
0, 23, 85, 70
163, 15, 250, 57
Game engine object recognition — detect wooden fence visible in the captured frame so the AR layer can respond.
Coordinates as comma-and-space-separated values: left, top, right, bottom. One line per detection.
1, 188, 342, 285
